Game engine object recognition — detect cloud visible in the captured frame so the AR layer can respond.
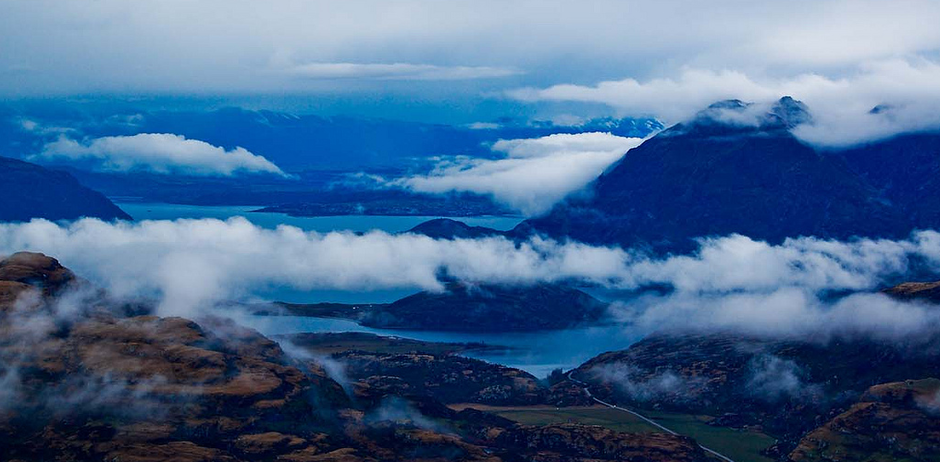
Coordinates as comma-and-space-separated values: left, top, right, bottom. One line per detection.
1, 219, 940, 340
508, 58, 940, 146
593, 363, 695, 403
35, 133, 287, 177
4, 1, 940, 97
746, 355, 822, 403
286, 62, 520, 81
397, 132, 645, 215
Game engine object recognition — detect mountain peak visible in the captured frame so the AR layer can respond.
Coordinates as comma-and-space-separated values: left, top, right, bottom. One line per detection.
687, 96, 812, 132
766, 96, 812, 129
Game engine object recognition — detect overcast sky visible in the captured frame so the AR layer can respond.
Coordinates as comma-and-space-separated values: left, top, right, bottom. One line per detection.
2, 0, 940, 128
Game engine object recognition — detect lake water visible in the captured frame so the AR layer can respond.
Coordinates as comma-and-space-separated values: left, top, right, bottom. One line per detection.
114, 202, 633, 377
116, 202, 524, 234
247, 315, 643, 378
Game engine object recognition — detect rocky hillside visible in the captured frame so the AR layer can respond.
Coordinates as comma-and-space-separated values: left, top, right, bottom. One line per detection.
0, 253, 711, 462
516, 98, 940, 252
790, 379, 940, 462
0, 156, 130, 222
563, 331, 940, 457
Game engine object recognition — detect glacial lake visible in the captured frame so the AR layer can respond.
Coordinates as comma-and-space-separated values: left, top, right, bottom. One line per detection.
114, 202, 632, 377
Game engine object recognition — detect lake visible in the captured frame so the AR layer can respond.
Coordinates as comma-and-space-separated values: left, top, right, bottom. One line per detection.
115, 202, 524, 234
246, 315, 643, 378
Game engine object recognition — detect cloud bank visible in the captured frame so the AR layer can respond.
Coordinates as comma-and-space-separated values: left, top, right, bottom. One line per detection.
286, 62, 520, 81
1, 218, 940, 341
398, 132, 645, 215
509, 59, 940, 146
4, 1, 940, 95
36, 133, 286, 177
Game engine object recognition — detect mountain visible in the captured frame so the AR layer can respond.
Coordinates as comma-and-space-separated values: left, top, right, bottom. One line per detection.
1, 102, 662, 171
0, 156, 130, 222
517, 97, 936, 252
840, 131, 940, 227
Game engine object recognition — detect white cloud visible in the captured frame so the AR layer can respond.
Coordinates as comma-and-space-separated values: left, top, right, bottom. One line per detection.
36, 133, 287, 177
397, 132, 645, 215
286, 62, 520, 81
1, 218, 940, 341
3, 1, 940, 95
509, 58, 940, 146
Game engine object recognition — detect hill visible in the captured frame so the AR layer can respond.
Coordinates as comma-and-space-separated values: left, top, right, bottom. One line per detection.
0, 156, 130, 222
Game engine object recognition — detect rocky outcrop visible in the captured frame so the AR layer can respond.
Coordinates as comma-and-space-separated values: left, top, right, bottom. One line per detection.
334, 350, 547, 406
790, 379, 940, 461
884, 280, 940, 303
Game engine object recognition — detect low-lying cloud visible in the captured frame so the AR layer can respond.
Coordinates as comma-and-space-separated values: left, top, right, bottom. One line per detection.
1, 218, 940, 339
36, 133, 287, 177
397, 132, 645, 215
509, 58, 940, 146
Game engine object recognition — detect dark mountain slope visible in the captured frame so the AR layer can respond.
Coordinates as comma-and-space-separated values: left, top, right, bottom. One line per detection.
840, 132, 940, 226
0, 156, 130, 222
517, 98, 923, 252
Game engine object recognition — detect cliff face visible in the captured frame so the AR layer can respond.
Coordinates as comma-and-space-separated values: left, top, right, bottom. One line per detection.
0, 156, 130, 222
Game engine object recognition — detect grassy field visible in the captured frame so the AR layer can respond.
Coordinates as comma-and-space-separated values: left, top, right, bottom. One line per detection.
452, 404, 776, 462
644, 410, 777, 462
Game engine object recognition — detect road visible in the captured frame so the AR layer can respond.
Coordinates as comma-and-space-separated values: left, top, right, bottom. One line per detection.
567, 371, 735, 462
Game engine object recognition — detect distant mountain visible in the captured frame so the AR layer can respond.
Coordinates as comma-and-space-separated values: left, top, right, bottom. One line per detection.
0, 156, 130, 222
1, 102, 662, 171
516, 97, 940, 252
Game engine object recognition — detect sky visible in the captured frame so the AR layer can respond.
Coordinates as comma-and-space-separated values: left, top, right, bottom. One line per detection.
3, 0, 940, 129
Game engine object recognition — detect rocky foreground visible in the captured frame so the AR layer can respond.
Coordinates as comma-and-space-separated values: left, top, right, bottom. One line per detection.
0, 252, 708, 462
561, 325, 940, 461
